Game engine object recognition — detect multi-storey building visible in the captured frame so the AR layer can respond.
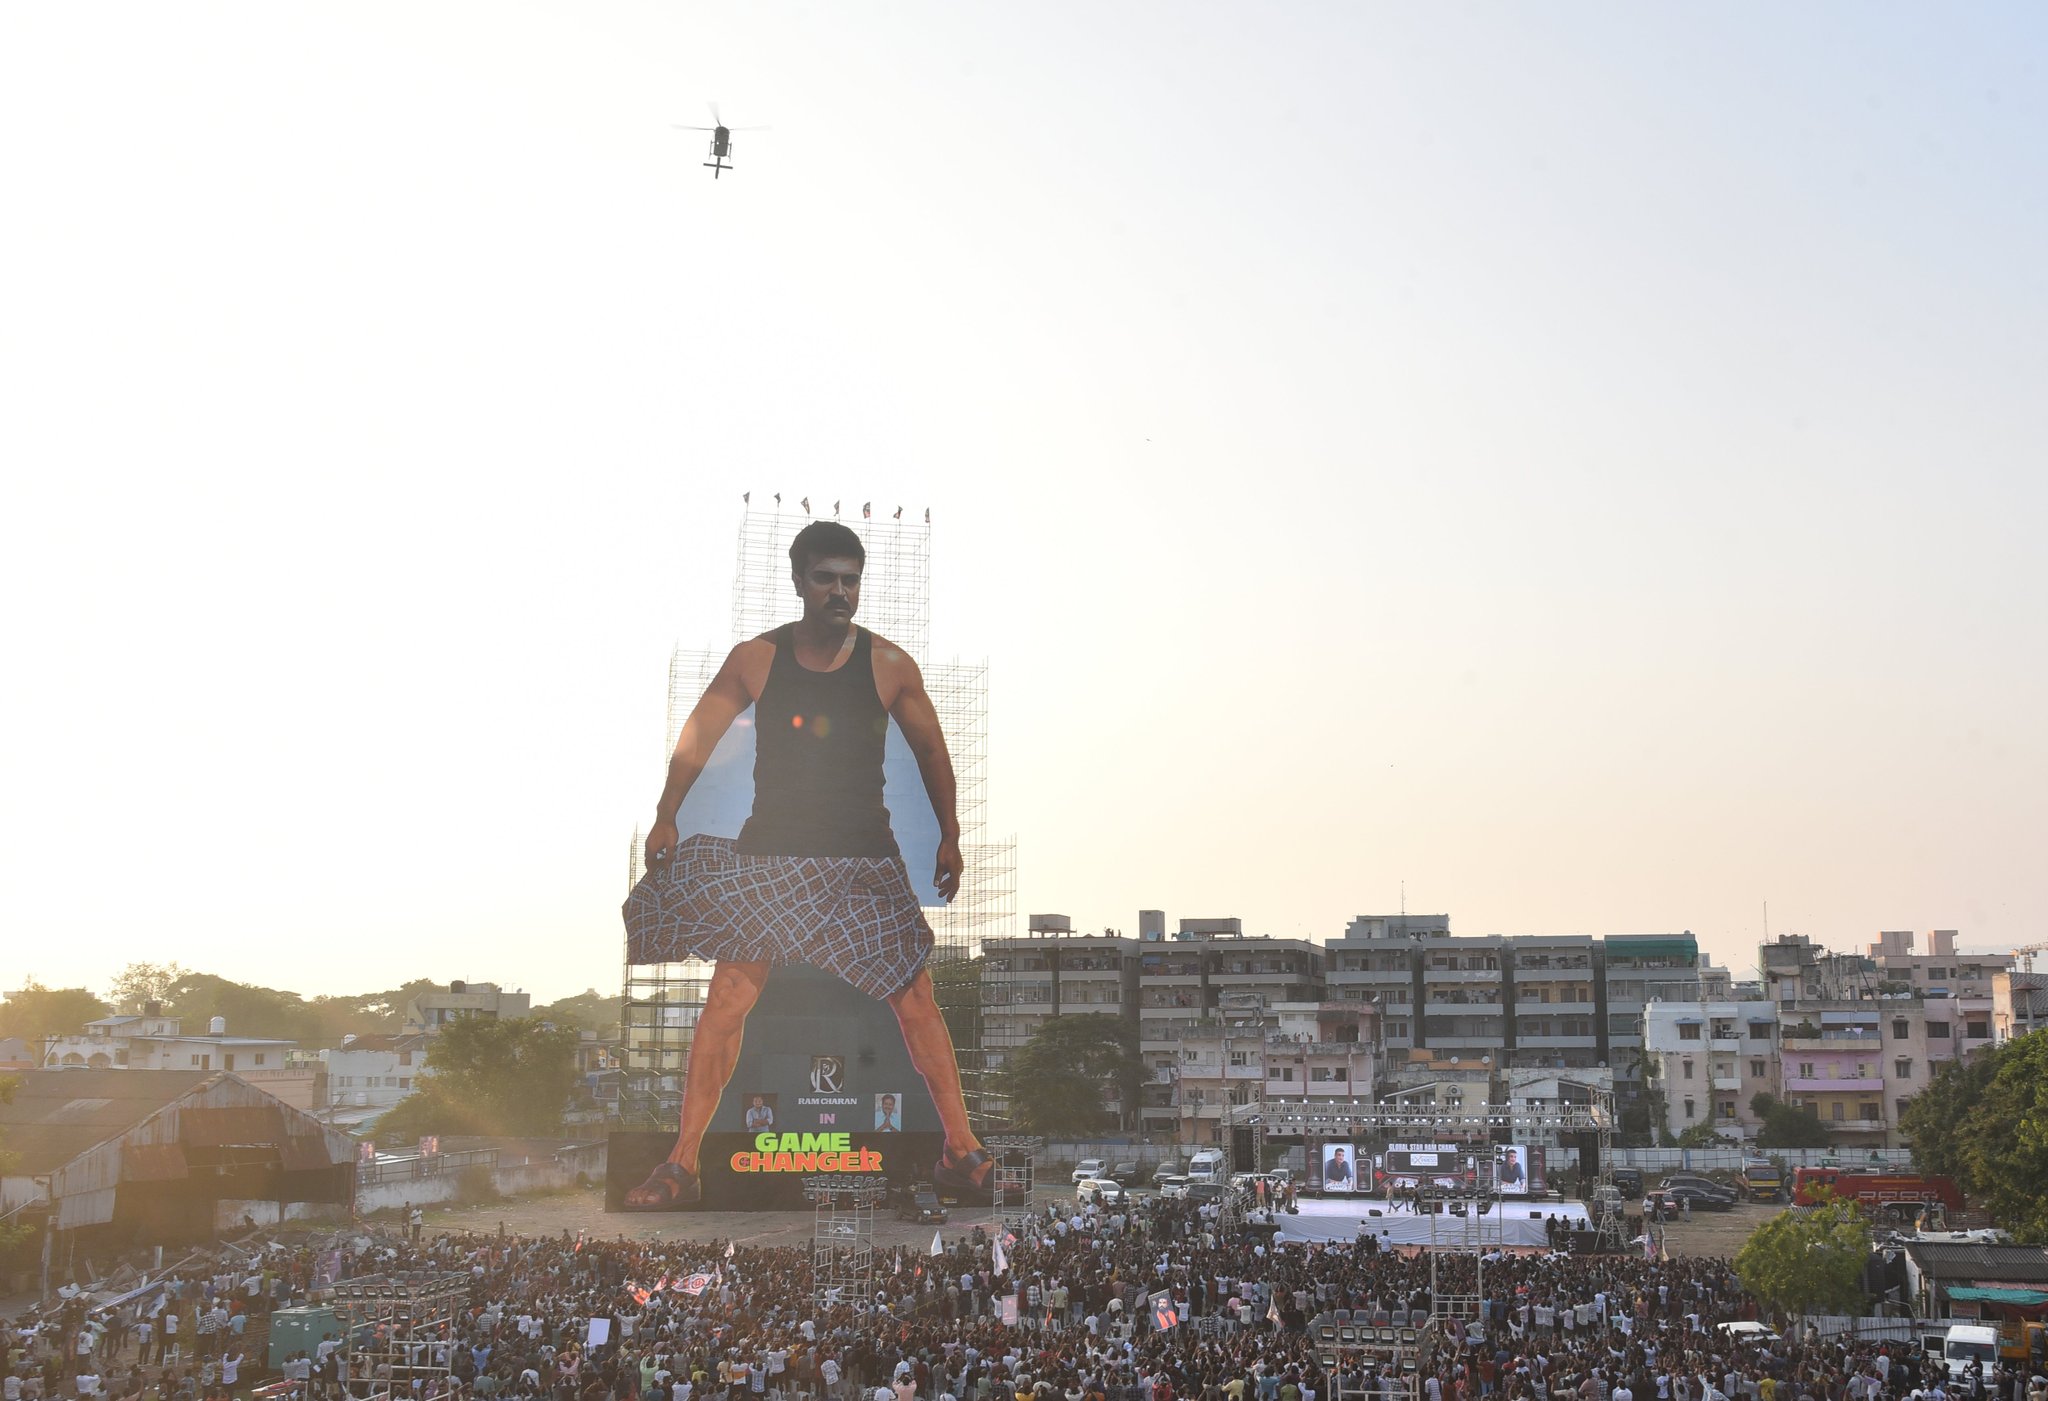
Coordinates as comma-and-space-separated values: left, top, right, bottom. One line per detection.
404, 981, 532, 1035
324, 1032, 431, 1113
1264, 1001, 1382, 1109
1505, 936, 1600, 1071
980, 916, 1142, 1125
1642, 999, 1779, 1140
1867, 930, 2010, 1061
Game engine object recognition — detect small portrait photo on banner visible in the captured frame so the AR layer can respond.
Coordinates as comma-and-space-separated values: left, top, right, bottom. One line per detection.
874, 1092, 905, 1131
742, 1093, 778, 1131
1320, 1142, 1357, 1194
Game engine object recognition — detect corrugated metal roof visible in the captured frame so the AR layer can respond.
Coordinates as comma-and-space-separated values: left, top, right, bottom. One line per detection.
1906, 1241, 2048, 1283
0, 1070, 213, 1175
121, 1142, 190, 1182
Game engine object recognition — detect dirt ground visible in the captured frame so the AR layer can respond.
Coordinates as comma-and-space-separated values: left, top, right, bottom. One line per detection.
402, 1187, 1775, 1258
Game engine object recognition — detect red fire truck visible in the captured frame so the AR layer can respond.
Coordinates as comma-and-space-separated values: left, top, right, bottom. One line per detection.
1791, 1166, 1963, 1213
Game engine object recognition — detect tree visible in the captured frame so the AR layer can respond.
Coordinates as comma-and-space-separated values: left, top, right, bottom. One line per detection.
378, 1016, 579, 1139
1734, 1192, 1870, 1318
1752, 1094, 1834, 1150
108, 962, 190, 1013
994, 1015, 1143, 1138
1675, 1121, 1728, 1149
0, 1075, 34, 1262
0, 982, 110, 1049
531, 989, 623, 1039
1901, 1030, 2048, 1243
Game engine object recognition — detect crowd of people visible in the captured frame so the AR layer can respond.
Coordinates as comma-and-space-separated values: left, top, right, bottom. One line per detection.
6, 1185, 2043, 1401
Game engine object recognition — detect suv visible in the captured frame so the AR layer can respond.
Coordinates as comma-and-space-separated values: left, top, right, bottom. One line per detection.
1185, 1182, 1227, 1206
1156, 1175, 1191, 1200
1076, 1178, 1127, 1207
1108, 1162, 1142, 1186
1661, 1178, 1736, 1211
891, 1184, 948, 1223
1152, 1160, 1186, 1187
1072, 1158, 1107, 1185
1610, 1168, 1644, 1198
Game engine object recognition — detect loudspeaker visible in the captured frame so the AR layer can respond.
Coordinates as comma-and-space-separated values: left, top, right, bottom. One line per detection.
1367, 1209, 1382, 1217
1232, 1127, 1256, 1168
1572, 1131, 1601, 1181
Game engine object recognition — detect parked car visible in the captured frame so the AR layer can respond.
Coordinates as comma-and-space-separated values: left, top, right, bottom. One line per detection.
1108, 1162, 1142, 1186
1076, 1178, 1127, 1207
1661, 1182, 1736, 1212
1663, 1173, 1740, 1204
1610, 1168, 1644, 1198
1185, 1182, 1227, 1206
1156, 1175, 1191, 1199
1072, 1158, 1107, 1185
1152, 1159, 1187, 1186
891, 1184, 948, 1223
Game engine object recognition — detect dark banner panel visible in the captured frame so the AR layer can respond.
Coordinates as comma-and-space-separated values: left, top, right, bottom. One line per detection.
607, 1130, 942, 1211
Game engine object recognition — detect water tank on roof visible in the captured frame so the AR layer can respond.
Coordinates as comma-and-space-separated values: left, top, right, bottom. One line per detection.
451, 980, 467, 994
209, 1016, 227, 1035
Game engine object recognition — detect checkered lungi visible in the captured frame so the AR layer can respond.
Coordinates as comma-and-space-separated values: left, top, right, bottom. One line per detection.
622, 833, 933, 999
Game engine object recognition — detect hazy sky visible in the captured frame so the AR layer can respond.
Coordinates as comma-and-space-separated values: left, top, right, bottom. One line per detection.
5, 4, 2043, 1005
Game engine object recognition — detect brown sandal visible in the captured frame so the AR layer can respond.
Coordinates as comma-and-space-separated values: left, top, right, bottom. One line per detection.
622, 1161, 700, 1210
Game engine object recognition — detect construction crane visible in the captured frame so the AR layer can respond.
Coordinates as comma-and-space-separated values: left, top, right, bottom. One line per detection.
2012, 942, 2048, 974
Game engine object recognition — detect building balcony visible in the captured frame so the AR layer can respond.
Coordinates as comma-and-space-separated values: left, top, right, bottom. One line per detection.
1712, 1075, 1744, 1091
1786, 1076, 1886, 1094
1424, 967, 1504, 983
1513, 997, 1593, 1015
1516, 1034, 1598, 1049
1710, 1036, 1742, 1052
1780, 1032, 1880, 1052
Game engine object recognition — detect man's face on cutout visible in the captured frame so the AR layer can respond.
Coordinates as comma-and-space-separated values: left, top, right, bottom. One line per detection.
795, 554, 862, 624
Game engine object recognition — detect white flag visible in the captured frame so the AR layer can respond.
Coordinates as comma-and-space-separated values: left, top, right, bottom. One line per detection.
991, 1236, 1008, 1275
724, 1239, 735, 1260
929, 1228, 944, 1257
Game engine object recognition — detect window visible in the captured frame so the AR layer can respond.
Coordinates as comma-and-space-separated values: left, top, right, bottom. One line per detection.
1927, 1022, 1951, 1039
1228, 1050, 1250, 1066
1679, 1024, 1702, 1041
1718, 1101, 1736, 1120
399, 1077, 411, 1090
1831, 1102, 1845, 1121
1896, 1098, 1912, 1119
399, 1051, 414, 1066
1748, 1022, 1774, 1041
1894, 1058, 1913, 1079
253, 1053, 266, 1066
1683, 1098, 1696, 1120
1276, 1067, 1294, 1082
1798, 1062, 1814, 1079
1682, 1061, 1695, 1079
1893, 1019, 1910, 1039
1859, 1103, 1879, 1121
1749, 1059, 1766, 1078
1966, 1021, 1989, 1039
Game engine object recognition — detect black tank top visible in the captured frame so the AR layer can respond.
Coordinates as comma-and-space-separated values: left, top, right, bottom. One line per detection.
736, 624, 898, 858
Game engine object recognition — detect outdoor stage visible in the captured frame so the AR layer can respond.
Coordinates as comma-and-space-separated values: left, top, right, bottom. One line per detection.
1271, 1196, 1592, 1249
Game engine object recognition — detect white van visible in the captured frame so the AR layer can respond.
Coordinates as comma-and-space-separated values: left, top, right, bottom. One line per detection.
1187, 1148, 1227, 1184
1942, 1324, 1999, 1381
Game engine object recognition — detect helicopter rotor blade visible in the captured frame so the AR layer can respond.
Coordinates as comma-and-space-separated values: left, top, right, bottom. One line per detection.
708, 102, 723, 126
725, 125, 770, 132
672, 125, 716, 131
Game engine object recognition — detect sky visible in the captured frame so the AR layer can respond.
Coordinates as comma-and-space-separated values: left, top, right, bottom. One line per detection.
3, 3, 2044, 1005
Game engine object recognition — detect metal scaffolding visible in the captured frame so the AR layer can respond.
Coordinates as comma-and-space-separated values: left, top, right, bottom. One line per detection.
328, 1271, 472, 1401
623, 505, 1013, 1125
805, 1175, 889, 1312
985, 1134, 1041, 1233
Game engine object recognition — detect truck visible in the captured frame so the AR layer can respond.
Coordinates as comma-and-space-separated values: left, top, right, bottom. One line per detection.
1791, 1167, 1963, 1214
1940, 1324, 1999, 1382
1739, 1158, 1784, 1202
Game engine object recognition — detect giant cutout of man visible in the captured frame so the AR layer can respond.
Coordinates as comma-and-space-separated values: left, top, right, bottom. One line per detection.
620, 521, 991, 1209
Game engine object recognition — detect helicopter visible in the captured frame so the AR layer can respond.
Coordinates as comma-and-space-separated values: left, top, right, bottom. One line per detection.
673, 103, 766, 179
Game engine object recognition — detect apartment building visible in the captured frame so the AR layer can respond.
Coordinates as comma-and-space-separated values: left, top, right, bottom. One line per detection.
1263, 1001, 1382, 1110
1867, 930, 2011, 1059
1506, 936, 1600, 1071
1642, 999, 1779, 1140
403, 981, 532, 1034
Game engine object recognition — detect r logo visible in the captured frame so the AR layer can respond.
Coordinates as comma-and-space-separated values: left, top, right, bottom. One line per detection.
810, 1056, 845, 1094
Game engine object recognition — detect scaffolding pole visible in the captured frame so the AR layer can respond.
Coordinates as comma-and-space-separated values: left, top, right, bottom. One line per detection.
805, 1176, 889, 1314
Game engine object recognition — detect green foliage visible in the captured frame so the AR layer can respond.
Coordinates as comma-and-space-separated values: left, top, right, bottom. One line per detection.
1675, 1121, 1727, 1149
1734, 1195, 1871, 1317
108, 962, 190, 1013
530, 989, 622, 1039
1751, 1093, 1834, 1150
1901, 1029, 2048, 1242
378, 1017, 579, 1139
0, 1075, 33, 1259
994, 1014, 1143, 1137
0, 982, 110, 1046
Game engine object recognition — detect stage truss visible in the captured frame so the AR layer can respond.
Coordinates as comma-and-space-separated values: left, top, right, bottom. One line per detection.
1255, 1093, 1626, 1254
328, 1271, 472, 1401
985, 1134, 1041, 1234
806, 1175, 888, 1313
